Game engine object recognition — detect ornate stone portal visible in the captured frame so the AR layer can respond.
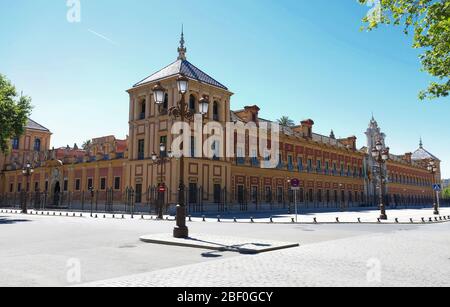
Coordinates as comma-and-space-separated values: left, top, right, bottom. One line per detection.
45, 158, 64, 207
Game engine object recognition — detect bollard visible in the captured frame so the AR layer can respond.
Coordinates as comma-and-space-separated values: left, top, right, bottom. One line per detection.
80, 213, 83, 217
122, 214, 124, 219
270, 217, 274, 223
357, 218, 361, 223
53, 212, 56, 216
435, 217, 438, 222
112, 214, 115, 218
141, 215, 144, 220
217, 216, 221, 222
291, 218, 295, 223
188, 215, 192, 222
395, 218, 399, 224
313, 217, 318, 224
251, 217, 255, 223
73, 213, 76, 217
234, 217, 237, 223
377, 218, 381, 223
60, 212, 62, 216
202, 216, 206, 222
410, 218, 414, 224
439, 216, 442, 221
47, 212, 49, 215
336, 217, 340, 223
95, 214, 98, 218
422, 217, 425, 223
429, 217, 433, 223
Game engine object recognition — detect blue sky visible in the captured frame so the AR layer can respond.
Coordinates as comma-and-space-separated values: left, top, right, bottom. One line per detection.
1, 0, 449, 177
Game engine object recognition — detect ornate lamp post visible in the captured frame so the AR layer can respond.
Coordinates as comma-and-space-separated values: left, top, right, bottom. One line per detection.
152, 75, 209, 238
427, 159, 439, 215
151, 143, 174, 220
21, 162, 34, 214
371, 140, 390, 220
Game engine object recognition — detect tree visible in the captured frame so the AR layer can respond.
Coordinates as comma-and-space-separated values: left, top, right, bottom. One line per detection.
443, 187, 450, 199
82, 140, 92, 151
359, 0, 449, 100
277, 116, 295, 127
0, 74, 32, 153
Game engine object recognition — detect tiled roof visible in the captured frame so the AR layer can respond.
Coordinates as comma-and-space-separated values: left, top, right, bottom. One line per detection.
134, 60, 228, 90
26, 118, 50, 132
412, 147, 439, 161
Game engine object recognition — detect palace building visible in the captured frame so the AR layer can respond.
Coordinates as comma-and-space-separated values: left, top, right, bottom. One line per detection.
0, 33, 441, 213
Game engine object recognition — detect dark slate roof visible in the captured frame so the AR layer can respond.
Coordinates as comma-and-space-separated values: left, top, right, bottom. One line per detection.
134, 59, 228, 90
26, 118, 50, 132
412, 147, 439, 161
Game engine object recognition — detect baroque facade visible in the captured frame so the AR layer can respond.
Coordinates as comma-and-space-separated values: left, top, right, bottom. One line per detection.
0, 35, 441, 212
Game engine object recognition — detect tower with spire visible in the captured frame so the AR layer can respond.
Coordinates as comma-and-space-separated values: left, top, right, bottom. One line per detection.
177, 25, 187, 61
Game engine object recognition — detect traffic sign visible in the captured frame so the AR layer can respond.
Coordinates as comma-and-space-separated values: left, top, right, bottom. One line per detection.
433, 184, 442, 192
291, 178, 300, 191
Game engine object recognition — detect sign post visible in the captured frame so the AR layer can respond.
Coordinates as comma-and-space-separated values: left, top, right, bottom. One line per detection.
290, 179, 300, 223
433, 184, 441, 215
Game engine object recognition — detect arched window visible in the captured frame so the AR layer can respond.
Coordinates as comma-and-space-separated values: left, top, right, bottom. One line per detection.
213, 101, 219, 121
34, 138, 41, 152
189, 95, 196, 112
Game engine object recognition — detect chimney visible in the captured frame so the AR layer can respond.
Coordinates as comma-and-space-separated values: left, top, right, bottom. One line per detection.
300, 119, 314, 139
340, 136, 357, 151
235, 105, 260, 123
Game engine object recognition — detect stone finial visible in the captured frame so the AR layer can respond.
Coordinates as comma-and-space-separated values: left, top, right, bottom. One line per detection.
177, 25, 187, 61
330, 130, 336, 139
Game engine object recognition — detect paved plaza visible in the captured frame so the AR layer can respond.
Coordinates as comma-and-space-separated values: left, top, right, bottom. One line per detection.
0, 207, 449, 287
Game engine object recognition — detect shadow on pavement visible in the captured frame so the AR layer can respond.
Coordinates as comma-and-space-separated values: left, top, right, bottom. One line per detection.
0, 216, 32, 225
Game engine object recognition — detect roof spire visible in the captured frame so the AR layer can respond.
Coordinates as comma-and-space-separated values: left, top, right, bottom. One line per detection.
177, 25, 187, 61
419, 137, 423, 148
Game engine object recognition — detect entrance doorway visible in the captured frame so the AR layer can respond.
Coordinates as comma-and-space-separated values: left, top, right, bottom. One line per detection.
53, 181, 61, 206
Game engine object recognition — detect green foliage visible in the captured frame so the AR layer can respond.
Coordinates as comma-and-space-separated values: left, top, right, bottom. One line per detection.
359, 0, 450, 100
277, 116, 295, 127
82, 140, 92, 150
443, 187, 450, 199
0, 74, 32, 153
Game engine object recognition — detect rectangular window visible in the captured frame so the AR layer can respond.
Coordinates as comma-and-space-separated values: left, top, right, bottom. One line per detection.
288, 155, 294, 171
317, 160, 322, 172
265, 186, 272, 202
17, 183, 22, 192
114, 177, 121, 190
100, 177, 106, 190
10, 183, 14, 193
138, 139, 145, 160
87, 178, 93, 190
298, 157, 303, 172
251, 186, 258, 204
34, 182, 39, 192
307, 159, 312, 172
190, 136, 195, 158
64, 179, 68, 192
160, 136, 167, 157
325, 162, 329, 174
75, 179, 81, 191
277, 187, 283, 203
12, 138, 19, 150
189, 183, 198, 204
45, 181, 48, 192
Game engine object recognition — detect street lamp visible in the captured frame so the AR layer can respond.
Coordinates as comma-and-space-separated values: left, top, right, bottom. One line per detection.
21, 162, 34, 214
151, 74, 209, 238
371, 140, 390, 220
427, 159, 439, 215
151, 143, 173, 219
